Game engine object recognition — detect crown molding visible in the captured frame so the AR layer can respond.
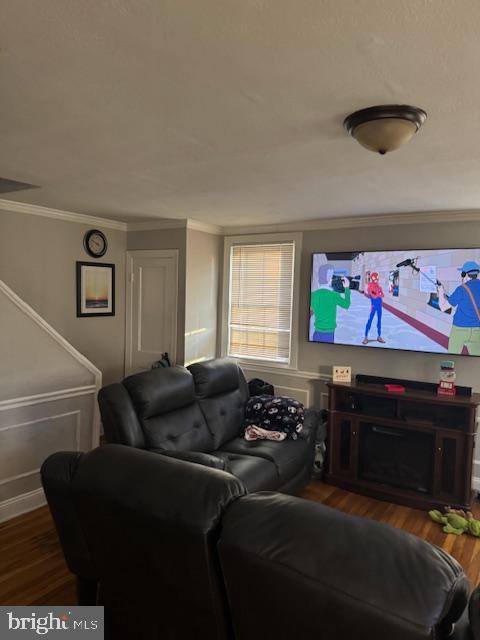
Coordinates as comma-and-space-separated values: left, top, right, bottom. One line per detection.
223, 209, 480, 235
126, 218, 187, 231
0, 198, 127, 231
187, 219, 224, 235
126, 218, 223, 234
2, 198, 479, 237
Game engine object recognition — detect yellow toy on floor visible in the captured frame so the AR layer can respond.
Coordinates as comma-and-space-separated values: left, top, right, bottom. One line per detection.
429, 506, 480, 536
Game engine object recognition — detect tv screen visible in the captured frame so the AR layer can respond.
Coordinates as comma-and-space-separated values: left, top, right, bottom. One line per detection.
309, 249, 480, 356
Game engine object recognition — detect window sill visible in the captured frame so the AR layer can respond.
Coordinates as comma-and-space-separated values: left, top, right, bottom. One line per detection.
231, 357, 298, 373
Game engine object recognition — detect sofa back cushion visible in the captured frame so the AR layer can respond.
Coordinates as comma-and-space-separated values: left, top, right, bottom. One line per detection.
123, 367, 214, 451
98, 383, 146, 448
189, 359, 249, 449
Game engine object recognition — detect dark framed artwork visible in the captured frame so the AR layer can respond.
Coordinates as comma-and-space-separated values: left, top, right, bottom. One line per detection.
76, 262, 115, 317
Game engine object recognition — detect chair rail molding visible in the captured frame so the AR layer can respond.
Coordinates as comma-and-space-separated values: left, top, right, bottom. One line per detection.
0, 279, 102, 521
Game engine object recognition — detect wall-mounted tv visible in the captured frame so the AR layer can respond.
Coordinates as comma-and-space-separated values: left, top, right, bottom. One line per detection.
309, 249, 480, 356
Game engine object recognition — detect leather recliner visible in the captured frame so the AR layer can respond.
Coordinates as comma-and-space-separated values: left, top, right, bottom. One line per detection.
98, 358, 318, 494
41, 445, 477, 640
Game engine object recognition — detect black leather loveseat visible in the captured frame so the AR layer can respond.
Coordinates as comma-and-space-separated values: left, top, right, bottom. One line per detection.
98, 358, 318, 493
41, 444, 477, 640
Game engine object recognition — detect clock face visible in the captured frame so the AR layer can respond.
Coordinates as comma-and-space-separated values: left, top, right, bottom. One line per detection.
84, 229, 107, 258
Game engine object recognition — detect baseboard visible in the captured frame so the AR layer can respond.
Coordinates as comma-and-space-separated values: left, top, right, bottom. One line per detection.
0, 488, 46, 523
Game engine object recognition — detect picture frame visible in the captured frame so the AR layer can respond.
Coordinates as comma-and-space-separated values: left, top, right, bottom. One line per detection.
76, 261, 115, 317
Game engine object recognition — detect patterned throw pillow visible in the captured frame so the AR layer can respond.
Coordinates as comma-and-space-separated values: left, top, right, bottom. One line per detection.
244, 395, 305, 440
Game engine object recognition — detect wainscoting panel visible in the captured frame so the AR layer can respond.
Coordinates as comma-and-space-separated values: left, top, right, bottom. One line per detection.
274, 386, 309, 407
0, 391, 96, 522
238, 362, 331, 411
0, 411, 80, 487
0, 280, 101, 522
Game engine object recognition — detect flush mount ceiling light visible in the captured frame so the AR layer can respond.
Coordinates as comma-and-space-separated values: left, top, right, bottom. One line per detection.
343, 105, 427, 155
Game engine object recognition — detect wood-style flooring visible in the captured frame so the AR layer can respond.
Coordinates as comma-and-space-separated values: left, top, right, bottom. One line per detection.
1, 481, 480, 605
0, 505, 76, 605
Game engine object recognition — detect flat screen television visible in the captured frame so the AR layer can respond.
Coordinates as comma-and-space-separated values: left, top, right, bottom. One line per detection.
309, 249, 480, 356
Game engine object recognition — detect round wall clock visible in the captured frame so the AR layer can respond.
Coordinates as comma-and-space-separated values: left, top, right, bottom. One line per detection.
83, 229, 108, 258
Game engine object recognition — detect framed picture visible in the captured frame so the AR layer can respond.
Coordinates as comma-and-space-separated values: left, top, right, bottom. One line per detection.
76, 262, 115, 317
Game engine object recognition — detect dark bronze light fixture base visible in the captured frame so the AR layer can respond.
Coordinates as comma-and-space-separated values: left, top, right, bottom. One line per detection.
344, 105, 427, 154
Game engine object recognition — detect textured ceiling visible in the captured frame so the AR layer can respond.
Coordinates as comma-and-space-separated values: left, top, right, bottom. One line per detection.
1, 0, 480, 225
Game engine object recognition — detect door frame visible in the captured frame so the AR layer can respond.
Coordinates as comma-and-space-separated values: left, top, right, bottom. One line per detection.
125, 249, 179, 376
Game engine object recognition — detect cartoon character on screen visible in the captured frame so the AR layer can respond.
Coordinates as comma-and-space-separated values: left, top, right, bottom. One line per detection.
437, 261, 480, 355
310, 264, 351, 343
362, 271, 386, 345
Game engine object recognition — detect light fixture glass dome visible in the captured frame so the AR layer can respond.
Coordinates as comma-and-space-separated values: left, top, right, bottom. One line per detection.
344, 105, 427, 155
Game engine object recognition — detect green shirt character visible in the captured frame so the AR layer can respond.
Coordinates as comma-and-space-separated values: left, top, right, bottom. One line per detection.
310, 265, 351, 343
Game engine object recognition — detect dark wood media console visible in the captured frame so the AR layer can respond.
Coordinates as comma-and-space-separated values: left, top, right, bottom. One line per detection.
326, 381, 480, 510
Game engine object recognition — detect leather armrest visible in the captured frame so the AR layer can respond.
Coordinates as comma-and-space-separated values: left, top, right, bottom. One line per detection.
150, 449, 229, 471
451, 607, 473, 640
299, 409, 320, 441
219, 493, 469, 640
466, 584, 480, 640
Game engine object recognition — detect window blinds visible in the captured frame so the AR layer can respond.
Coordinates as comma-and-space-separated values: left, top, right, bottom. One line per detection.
228, 242, 295, 363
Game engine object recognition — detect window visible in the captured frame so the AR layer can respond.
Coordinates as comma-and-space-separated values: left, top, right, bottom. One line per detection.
227, 241, 296, 364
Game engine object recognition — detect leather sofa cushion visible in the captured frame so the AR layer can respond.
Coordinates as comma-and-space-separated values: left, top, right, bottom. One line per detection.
152, 449, 228, 471
190, 359, 249, 449
219, 493, 469, 640
124, 367, 195, 419
213, 452, 278, 493
189, 359, 243, 398
469, 585, 480, 639
98, 383, 146, 448
198, 390, 247, 449
142, 402, 214, 451
123, 367, 215, 451
219, 437, 310, 484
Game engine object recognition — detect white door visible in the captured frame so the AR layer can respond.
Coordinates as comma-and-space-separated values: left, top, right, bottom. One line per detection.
125, 250, 178, 375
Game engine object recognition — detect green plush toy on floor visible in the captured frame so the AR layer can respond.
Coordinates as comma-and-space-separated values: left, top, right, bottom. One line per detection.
429, 506, 480, 536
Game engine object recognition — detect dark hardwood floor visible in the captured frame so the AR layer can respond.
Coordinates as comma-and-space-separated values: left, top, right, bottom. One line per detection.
0, 506, 76, 605
1, 481, 479, 605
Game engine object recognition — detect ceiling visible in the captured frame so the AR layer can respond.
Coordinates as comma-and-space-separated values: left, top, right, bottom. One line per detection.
2, 0, 480, 226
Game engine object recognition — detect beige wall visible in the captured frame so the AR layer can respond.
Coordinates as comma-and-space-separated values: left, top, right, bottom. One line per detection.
127, 227, 187, 364
0, 284, 96, 400
184, 229, 222, 365
299, 220, 480, 390
0, 209, 126, 386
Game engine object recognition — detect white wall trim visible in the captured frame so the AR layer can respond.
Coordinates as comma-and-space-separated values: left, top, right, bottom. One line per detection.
221, 232, 303, 370
127, 218, 223, 234
3, 198, 480, 237
0, 280, 102, 445
223, 209, 480, 236
0, 411, 81, 487
125, 249, 179, 373
126, 219, 187, 232
0, 385, 97, 412
0, 198, 127, 231
274, 385, 310, 407
239, 362, 332, 382
187, 219, 223, 235
1, 280, 101, 380
0, 488, 46, 524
